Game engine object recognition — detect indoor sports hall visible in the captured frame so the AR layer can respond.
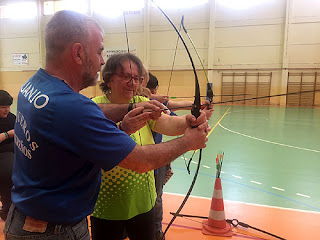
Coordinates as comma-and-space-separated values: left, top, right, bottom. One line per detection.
0, 0, 319, 240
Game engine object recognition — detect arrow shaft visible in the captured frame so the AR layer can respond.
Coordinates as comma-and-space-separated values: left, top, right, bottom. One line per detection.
168, 89, 320, 110
170, 94, 248, 99
217, 89, 320, 104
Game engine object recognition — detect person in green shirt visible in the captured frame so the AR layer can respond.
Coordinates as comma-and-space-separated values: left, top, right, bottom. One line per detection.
91, 53, 210, 240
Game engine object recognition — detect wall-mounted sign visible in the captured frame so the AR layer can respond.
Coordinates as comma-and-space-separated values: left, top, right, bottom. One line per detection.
104, 48, 137, 60
13, 53, 28, 65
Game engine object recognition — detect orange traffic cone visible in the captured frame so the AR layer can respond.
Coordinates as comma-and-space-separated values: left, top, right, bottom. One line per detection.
202, 178, 233, 237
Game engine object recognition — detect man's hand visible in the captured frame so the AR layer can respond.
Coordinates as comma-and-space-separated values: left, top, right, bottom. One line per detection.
135, 100, 164, 109
121, 107, 151, 135
182, 121, 209, 150
135, 100, 166, 121
185, 111, 207, 128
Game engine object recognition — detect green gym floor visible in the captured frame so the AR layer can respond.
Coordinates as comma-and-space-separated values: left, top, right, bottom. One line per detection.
9, 101, 320, 212
2, 102, 319, 239
163, 105, 320, 213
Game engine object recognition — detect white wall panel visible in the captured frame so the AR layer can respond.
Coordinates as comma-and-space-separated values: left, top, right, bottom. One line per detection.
288, 45, 320, 64
0, 37, 39, 53
215, 46, 282, 65
150, 48, 208, 70
291, 0, 320, 17
150, 4, 209, 27
215, 25, 283, 47
216, 0, 285, 22
289, 22, 320, 45
0, 19, 38, 38
96, 12, 144, 31
104, 32, 145, 60
150, 28, 208, 49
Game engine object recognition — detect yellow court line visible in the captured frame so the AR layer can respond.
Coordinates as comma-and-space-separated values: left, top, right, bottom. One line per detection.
193, 107, 231, 154
207, 106, 231, 137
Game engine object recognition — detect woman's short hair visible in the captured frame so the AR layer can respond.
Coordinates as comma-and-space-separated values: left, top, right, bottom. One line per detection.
100, 53, 144, 94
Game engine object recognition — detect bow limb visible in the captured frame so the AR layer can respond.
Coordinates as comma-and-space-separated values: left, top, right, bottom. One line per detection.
151, 1, 202, 237
167, 19, 182, 96
152, 1, 201, 118
123, 12, 143, 146
181, 16, 214, 105
123, 12, 131, 53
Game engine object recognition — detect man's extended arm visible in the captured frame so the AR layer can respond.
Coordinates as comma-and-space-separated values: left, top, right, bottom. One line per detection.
97, 100, 164, 122
118, 121, 208, 173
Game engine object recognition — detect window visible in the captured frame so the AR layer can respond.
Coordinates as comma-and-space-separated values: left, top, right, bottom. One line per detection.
152, 0, 208, 9
0, 2, 37, 19
0, 5, 9, 19
92, 0, 144, 18
43, 0, 88, 15
217, 0, 268, 10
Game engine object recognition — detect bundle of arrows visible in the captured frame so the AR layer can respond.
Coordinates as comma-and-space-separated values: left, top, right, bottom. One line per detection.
216, 152, 224, 178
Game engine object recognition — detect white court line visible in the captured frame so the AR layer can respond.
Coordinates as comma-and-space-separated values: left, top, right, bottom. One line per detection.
203, 165, 210, 168
191, 161, 197, 164
250, 180, 262, 185
221, 171, 225, 174
272, 186, 285, 191
219, 123, 320, 153
232, 175, 242, 179
164, 192, 320, 214
296, 193, 311, 198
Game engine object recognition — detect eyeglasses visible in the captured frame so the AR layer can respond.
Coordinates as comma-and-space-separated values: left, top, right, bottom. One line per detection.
114, 72, 141, 83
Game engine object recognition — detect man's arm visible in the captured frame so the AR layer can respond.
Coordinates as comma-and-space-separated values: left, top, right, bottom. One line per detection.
97, 100, 164, 122
118, 121, 208, 173
97, 103, 130, 123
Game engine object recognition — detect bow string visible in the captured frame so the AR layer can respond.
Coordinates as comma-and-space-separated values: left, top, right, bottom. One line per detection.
181, 15, 214, 105
151, 1, 203, 237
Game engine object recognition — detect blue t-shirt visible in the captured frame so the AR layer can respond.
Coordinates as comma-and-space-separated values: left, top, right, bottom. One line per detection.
12, 68, 136, 224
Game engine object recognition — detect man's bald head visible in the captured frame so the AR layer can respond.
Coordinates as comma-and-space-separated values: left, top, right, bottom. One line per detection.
45, 10, 103, 62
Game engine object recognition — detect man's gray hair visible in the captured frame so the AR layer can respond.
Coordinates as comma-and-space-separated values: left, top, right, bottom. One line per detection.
45, 10, 103, 61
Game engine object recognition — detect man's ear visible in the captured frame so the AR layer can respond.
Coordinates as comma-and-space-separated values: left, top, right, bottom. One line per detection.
72, 43, 85, 65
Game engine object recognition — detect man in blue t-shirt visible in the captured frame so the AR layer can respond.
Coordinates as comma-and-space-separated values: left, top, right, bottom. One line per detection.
4, 10, 209, 240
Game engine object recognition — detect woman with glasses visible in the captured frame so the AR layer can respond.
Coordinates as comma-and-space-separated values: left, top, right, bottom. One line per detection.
90, 53, 209, 240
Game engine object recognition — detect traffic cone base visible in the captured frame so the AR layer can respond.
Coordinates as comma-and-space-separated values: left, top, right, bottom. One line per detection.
201, 178, 233, 237
202, 219, 233, 237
